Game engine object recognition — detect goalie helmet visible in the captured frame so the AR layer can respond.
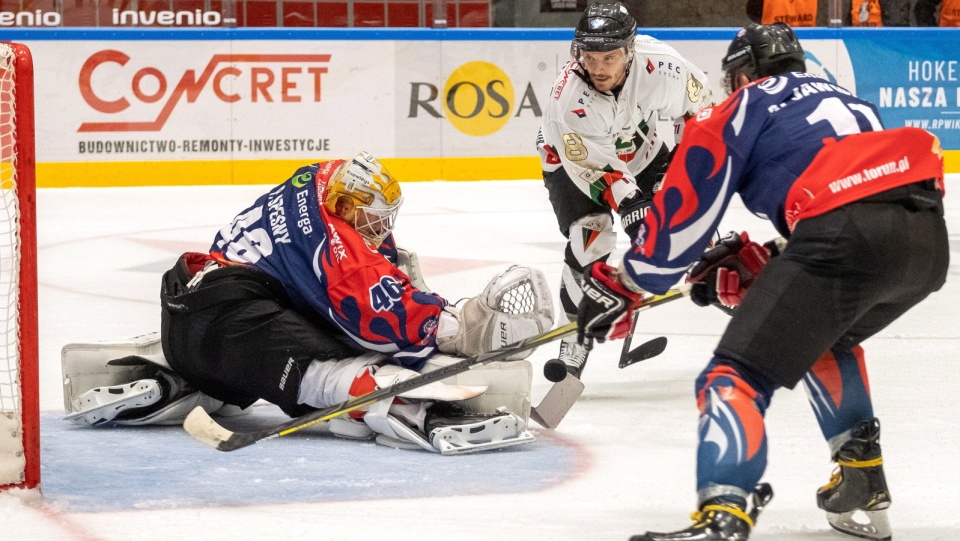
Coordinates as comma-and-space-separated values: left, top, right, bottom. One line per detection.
325, 152, 403, 246
721, 22, 806, 95
570, 2, 637, 60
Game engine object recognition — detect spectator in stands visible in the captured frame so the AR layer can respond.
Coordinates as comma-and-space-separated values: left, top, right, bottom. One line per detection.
915, 0, 960, 25
851, 0, 883, 25
747, 0, 817, 26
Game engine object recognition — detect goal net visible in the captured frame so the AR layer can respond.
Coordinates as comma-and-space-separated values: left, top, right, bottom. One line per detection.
0, 41, 39, 491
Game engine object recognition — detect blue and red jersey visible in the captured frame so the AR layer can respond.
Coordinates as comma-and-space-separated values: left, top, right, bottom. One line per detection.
623, 71, 945, 295
209, 160, 447, 370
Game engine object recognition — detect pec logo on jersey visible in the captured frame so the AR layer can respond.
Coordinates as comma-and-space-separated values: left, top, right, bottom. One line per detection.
572, 109, 587, 118
697, 107, 713, 122
646, 59, 656, 74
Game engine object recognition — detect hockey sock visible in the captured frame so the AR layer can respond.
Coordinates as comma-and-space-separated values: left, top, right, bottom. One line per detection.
694, 358, 773, 501
803, 344, 875, 444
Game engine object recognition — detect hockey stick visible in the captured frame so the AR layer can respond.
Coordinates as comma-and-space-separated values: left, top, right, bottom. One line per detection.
530, 285, 690, 429
530, 335, 668, 429
183, 322, 578, 452
618, 284, 691, 368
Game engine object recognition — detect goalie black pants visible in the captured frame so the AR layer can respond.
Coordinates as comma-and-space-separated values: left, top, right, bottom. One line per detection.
715, 180, 949, 389
160, 253, 359, 417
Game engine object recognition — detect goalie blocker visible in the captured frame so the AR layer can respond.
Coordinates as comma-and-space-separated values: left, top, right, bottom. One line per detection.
63, 261, 554, 455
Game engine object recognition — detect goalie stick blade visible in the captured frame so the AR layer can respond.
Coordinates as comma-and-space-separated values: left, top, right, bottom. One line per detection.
529, 374, 585, 429
619, 336, 668, 369
183, 406, 240, 451
183, 322, 578, 452
530, 337, 667, 430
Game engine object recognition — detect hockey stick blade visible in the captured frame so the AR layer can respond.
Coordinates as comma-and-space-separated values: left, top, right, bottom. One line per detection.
618, 284, 690, 368
183, 321, 578, 452
530, 336, 666, 429
530, 287, 689, 430
529, 374, 585, 429
618, 336, 668, 368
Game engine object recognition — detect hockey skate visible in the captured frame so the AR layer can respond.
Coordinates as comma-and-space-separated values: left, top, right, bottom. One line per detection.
65, 369, 194, 427
817, 418, 892, 541
630, 483, 773, 541
542, 337, 589, 383
425, 404, 535, 455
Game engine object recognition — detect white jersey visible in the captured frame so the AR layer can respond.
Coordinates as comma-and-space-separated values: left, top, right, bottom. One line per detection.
537, 35, 713, 210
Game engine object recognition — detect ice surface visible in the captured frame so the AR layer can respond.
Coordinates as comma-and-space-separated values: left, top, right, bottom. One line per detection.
4, 179, 959, 540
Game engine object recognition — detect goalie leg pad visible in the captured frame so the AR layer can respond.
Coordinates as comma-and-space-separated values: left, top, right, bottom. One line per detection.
363, 399, 436, 453
372, 364, 487, 402
422, 354, 532, 421
62, 333, 249, 426
62, 332, 169, 413
437, 265, 555, 361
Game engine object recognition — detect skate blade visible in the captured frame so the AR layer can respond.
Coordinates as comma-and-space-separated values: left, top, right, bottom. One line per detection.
826, 509, 892, 541
65, 379, 162, 426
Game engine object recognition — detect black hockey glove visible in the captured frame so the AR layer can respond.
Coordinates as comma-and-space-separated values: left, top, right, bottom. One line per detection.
686, 231, 771, 310
577, 262, 644, 344
617, 191, 653, 239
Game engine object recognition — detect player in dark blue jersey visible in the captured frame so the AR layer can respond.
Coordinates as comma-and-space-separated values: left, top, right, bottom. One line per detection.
576, 23, 947, 540
63, 153, 555, 455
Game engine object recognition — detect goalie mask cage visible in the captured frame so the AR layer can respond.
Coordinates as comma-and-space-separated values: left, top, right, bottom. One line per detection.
0, 42, 39, 492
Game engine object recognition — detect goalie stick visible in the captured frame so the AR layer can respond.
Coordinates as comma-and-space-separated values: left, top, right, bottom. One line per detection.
183, 321, 578, 452
530, 285, 691, 429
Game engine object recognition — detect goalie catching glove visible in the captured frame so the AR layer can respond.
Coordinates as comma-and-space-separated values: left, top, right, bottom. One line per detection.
576, 262, 643, 344
686, 231, 780, 309
436, 265, 554, 361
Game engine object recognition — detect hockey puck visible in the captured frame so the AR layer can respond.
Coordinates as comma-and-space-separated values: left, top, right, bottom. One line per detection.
543, 358, 569, 383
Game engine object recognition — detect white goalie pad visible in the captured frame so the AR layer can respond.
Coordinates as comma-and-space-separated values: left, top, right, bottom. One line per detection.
372, 364, 487, 402
62, 332, 168, 413
62, 332, 249, 426
422, 354, 532, 421
437, 265, 554, 361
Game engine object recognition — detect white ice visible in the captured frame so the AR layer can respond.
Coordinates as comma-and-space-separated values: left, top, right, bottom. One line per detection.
4, 178, 959, 540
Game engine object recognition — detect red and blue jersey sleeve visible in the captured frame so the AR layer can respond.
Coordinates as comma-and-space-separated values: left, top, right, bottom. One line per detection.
621, 94, 746, 295
315, 215, 447, 370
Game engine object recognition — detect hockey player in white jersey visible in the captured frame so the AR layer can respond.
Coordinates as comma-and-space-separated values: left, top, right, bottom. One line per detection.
537, 2, 712, 382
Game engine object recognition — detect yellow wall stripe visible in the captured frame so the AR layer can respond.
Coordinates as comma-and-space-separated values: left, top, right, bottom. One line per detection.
36, 151, 960, 188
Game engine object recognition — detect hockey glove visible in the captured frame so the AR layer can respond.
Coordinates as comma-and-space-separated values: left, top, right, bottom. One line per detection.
687, 231, 770, 309
577, 262, 643, 344
617, 191, 653, 239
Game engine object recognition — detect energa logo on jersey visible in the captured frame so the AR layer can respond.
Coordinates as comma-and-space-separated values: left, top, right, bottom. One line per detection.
407, 60, 543, 137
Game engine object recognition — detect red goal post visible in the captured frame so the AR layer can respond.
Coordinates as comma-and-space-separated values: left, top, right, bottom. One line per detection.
0, 41, 39, 492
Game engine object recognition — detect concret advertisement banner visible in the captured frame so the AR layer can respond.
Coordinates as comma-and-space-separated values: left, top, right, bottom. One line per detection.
3, 28, 958, 186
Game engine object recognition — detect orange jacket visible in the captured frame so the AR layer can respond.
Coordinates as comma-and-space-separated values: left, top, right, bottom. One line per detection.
761, 0, 817, 26
851, 0, 883, 26
941, 0, 960, 26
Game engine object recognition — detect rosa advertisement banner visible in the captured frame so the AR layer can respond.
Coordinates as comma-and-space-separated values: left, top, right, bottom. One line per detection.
9, 28, 960, 187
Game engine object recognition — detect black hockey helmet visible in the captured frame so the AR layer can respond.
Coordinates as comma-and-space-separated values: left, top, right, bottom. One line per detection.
721, 22, 806, 94
570, 2, 637, 60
